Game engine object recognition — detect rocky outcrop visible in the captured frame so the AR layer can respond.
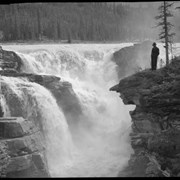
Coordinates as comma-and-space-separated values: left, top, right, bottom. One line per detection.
113, 40, 153, 79
0, 141, 10, 177
44, 80, 83, 126
0, 117, 49, 177
111, 57, 180, 177
0, 49, 22, 72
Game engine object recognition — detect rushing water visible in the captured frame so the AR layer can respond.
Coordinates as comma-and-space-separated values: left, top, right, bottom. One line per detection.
1, 43, 135, 177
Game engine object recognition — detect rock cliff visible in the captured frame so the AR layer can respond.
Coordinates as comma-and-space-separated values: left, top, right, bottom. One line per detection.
0, 117, 49, 177
110, 57, 180, 177
0, 49, 22, 72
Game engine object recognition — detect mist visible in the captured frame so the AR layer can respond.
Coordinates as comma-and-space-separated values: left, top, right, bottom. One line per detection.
0, 44, 135, 177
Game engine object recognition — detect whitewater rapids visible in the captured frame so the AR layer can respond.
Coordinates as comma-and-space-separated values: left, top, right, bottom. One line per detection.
2, 43, 135, 177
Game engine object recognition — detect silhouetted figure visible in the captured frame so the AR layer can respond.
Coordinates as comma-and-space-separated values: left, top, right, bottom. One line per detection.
151, 42, 159, 70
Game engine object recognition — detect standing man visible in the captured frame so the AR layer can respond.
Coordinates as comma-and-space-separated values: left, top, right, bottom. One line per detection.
151, 42, 160, 70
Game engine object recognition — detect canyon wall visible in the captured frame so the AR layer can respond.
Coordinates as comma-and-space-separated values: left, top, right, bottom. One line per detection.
110, 57, 180, 177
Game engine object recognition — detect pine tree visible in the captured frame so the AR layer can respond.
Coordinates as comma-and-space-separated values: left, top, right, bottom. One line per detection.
155, 1, 175, 65
0, 3, 159, 42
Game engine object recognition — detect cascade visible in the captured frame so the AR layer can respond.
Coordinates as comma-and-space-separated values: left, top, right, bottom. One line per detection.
0, 76, 74, 175
1, 43, 134, 177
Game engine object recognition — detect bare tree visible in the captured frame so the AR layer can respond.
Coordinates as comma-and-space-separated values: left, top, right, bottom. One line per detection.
155, 1, 175, 65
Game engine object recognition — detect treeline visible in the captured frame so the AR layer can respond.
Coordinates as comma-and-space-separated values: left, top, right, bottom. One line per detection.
0, 2, 158, 42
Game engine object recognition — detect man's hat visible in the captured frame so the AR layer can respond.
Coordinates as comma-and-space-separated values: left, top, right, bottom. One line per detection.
152, 42, 156, 46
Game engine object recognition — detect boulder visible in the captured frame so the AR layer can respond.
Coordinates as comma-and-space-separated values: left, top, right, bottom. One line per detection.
0, 117, 49, 177
0, 50, 22, 72
0, 117, 38, 138
4, 131, 45, 157
6, 152, 49, 177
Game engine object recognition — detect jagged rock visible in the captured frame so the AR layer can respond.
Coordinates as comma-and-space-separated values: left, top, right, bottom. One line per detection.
6, 152, 49, 177
146, 161, 160, 177
0, 50, 22, 72
0, 117, 49, 177
111, 58, 180, 111
7, 154, 34, 173
129, 107, 162, 133
0, 141, 10, 177
128, 153, 150, 177
111, 58, 180, 129
131, 133, 154, 149
0, 117, 38, 138
40, 78, 83, 126
130, 132, 153, 139
0, 69, 18, 74
131, 138, 144, 147
133, 119, 161, 133
147, 129, 180, 158
111, 57, 180, 176
0, 71, 61, 85
167, 158, 180, 175
4, 131, 45, 157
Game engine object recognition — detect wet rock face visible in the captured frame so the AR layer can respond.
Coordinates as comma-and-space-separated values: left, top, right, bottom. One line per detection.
111, 57, 180, 177
0, 141, 10, 177
0, 117, 49, 178
0, 71, 83, 127
0, 50, 22, 72
0, 117, 38, 138
112, 40, 153, 79
31, 75, 83, 126
147, 129, 180, 158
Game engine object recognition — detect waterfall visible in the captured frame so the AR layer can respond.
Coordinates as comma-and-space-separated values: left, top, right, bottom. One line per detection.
0, 76, 74, 175
0, 95, 10, 117
2, 43, 134, 177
